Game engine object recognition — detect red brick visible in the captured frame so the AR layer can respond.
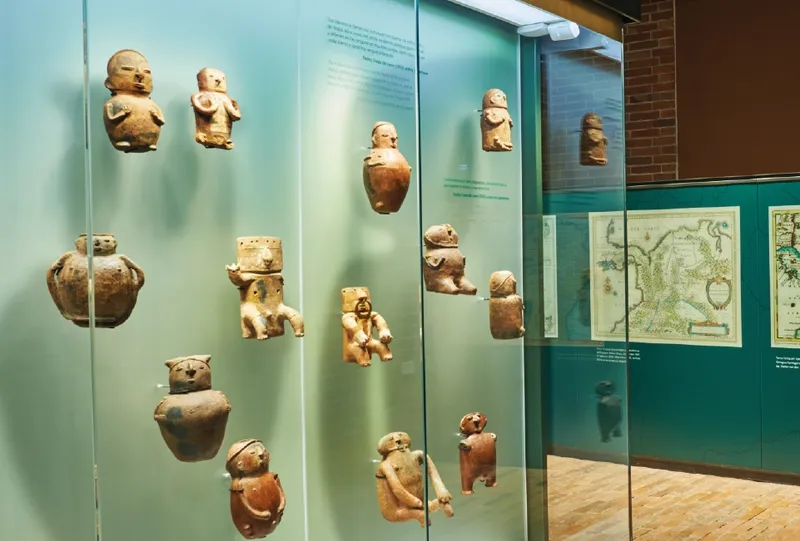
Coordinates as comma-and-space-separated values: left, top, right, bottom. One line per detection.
627, 83, 654, 95
660, 163, 678, 173
652, 100, 674, 110
625, 31, 653, 43
651, 29, 674, 40
627, 119, 657, 131
655, 91, 675, 101
628, 138, 654, 148
628, 39, 660, 52
626, 49, 654, 62
653, 172, 676, 181
630, 128, 660, 137
648, 10, 674, 22
626, 22, 658, 36
628, 74, 659, 86
628, 173, 655, 183
627, 67, 653, 79
653, 64, 675, 74
629, 146, 658, 157
653, 154, 677, 164
628, 156, 655, 166
652, 82, 674, 92
626, 102, 654, 114
662, 145, 677, 153
627, 58, 660, 70
654, 118, 676, 127
654, 136, 676, 146
659, 108, 676, 119
631, 164, 663, 174
630, 110, 660, 122
658, 37, 675, 48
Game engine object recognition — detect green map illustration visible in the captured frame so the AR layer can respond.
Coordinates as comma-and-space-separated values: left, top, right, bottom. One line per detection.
769, 206, 800, 348
589, 207, 741, 347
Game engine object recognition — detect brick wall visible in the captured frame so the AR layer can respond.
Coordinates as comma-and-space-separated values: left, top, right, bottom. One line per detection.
623, 0, 677, 184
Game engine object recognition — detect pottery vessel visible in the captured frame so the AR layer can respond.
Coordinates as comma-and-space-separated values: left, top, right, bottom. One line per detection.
227, 439, 286, 539
580, 113, 608, 166
191, 67, 241, 150
226, 237, 304, 340
376, 432, 454, 527
458, 413, 497, 495
422, 224, 477, 296
46, 234, 145, 328
341, 287, 392, 367
480, 89, 513, 152
103, 49, 165, 153
154, 355, 231, 462
363, 122, 411, 214
489, 271, 525, 339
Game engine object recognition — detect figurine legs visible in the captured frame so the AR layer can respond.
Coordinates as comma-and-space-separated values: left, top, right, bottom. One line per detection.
493, 136, 513, 151
457, 277, 478, 295
224, 139, 235, 150
461, 475, 475, 496
434, 279, 461, 295
368, 340, 393, 362
114, 141, 131, 150
345, 342, 371, 367
281, 306, 304, 337
484, 468, 498, 488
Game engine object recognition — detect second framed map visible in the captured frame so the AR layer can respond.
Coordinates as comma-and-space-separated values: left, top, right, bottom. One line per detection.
589, 206, 742, 347
769, 206, 800, 349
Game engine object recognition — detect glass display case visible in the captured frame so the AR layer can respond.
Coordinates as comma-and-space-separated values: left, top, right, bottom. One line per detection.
0, 1, 628, 540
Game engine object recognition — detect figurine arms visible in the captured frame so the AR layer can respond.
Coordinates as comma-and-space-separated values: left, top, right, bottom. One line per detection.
105, 100, 131, 121
371, 312, 392, 344
226, 264, 257, 287
482, 110, 505, 127
225, 99, 242, 120
46, 254, 70, 310
119, 255, 146, 291
275, 473, 286, 515
377, 464, 424, 510
191, 93, 219, 116
230, 479, 273, 520
412, 450, 452, 506
150, 104, 166, 126
342, 313, 369, 346
423, 254, 445, 270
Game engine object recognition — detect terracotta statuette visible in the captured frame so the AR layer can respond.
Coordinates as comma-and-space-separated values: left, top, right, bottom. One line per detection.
154, 355, 231, 462
458, 413, 497, 495
103, 49, 165, 152
47, 234, 145, 328
489, 271, 525, 339
191, 67, 241, 150
596, 380, 623, 443
226, 237, 304, 340
341, 287, 392, 367
423, 224, 477, 296
580, 113, 608, 166
376, 432, 453, 527
480, 89, 513, 152
363, 121, 411, 214
227, 439, 286, 539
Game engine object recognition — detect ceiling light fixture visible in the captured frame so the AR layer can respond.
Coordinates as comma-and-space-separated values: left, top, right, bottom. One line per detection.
446, 0, 563, 27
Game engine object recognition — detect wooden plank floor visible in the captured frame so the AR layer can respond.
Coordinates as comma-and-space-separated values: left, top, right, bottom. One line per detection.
547, 455, 800, 540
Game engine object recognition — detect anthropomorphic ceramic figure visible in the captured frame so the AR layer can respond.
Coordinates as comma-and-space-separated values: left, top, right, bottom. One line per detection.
480, 89, 513, 152
376, 432, 454, 527
227, 439, 286, 539
191, 67, 241, 150
488, 271, 525, 339
103, 49, 165, 152
226, 237, 304, 340
341, 287, 392, 367
423, 224, 477, 296
580, 113, 608, 166
47, 233, 145, 328
154, 355, 231, 462
596, 380, 622, 443
458, 412, 497, 495
362, 121, 411, 214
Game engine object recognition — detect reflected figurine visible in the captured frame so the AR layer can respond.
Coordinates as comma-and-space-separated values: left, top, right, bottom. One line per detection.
480, 89, 513, 152
596, 380, 622, 443
191, 67, 241, 150
226, 237, 304, 341
103, 49, 165, 152
47, 233, 145, 328
489, 271, 525, 339
341, 287, 392, 367
458, 413, 497, 495
154, 355, 231, 462
423, 224, 477, 295
580, 113, 608, 166
362, 121, 412, 214
376, 432, 453, 527
227, 439, 286, 539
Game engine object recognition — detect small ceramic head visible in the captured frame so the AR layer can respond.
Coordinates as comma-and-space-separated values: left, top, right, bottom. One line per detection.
460, 412, 488, 435
75, 234, 118, 256
197, 67, 227, 93
482, 89, 508, 110
377, 432, 412, 457
105, 49, 152, 95
423, 224, 459, 248
165, 355, 212, 394
489, 271, 517, 297
595, 380, 615, 396
341, 287, 372, 315
582, 113, 603, 130
226, 439, 270, 476
236, 237, 283, 272
371, 122, 398, 149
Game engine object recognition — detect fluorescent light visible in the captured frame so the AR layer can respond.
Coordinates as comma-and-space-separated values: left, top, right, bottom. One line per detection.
447, 0, 564, 27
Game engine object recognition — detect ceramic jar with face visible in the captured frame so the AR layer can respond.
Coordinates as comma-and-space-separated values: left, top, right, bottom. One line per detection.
102, 49, 165, 152
46, 233, 145, 328
191, 67, 241, 150
422, 224, 477, 296
154, 355, 231, 462
458, 412, 497, 495
480, 89, 513, 152
488, 271, 525, 339
363, 121, 412, 214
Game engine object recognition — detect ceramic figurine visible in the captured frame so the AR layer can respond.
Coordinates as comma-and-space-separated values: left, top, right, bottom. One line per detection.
422, 224, 477, 296
376, 432, 453, 527
363, 121, 411, 214
341, 287, 392, 367
458, 413, 497, 495
191, 67, 241, 150
480, 89, 513, 152
489, 271, 525, 339
580, 113, 608, 166
226, 237, 304, 340
153, 355, 231, 462
596, 380, 622, 443
103, 49, 165, 152
227, 439, 286, 539
46, 233, 145, 328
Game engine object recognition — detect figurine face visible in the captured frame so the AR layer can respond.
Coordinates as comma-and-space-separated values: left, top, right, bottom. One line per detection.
582, 113, 602, 130
229, 440, 270, 476
490, 271, 517, 297
377, 432, 411, 456
354, 294, 372, 319
372, 123, 398, 149
483, 89, 508, 109
92, 234, 118, 255
424, 224, 459, 248
105, 50, 152, 95
460, 412, 488, 435
197, 67, 227, 93
166, 355, 212, 394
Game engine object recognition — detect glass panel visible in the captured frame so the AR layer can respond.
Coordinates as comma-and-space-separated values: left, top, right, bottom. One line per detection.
0, 2, 97, 541
539, 27, 631, 541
